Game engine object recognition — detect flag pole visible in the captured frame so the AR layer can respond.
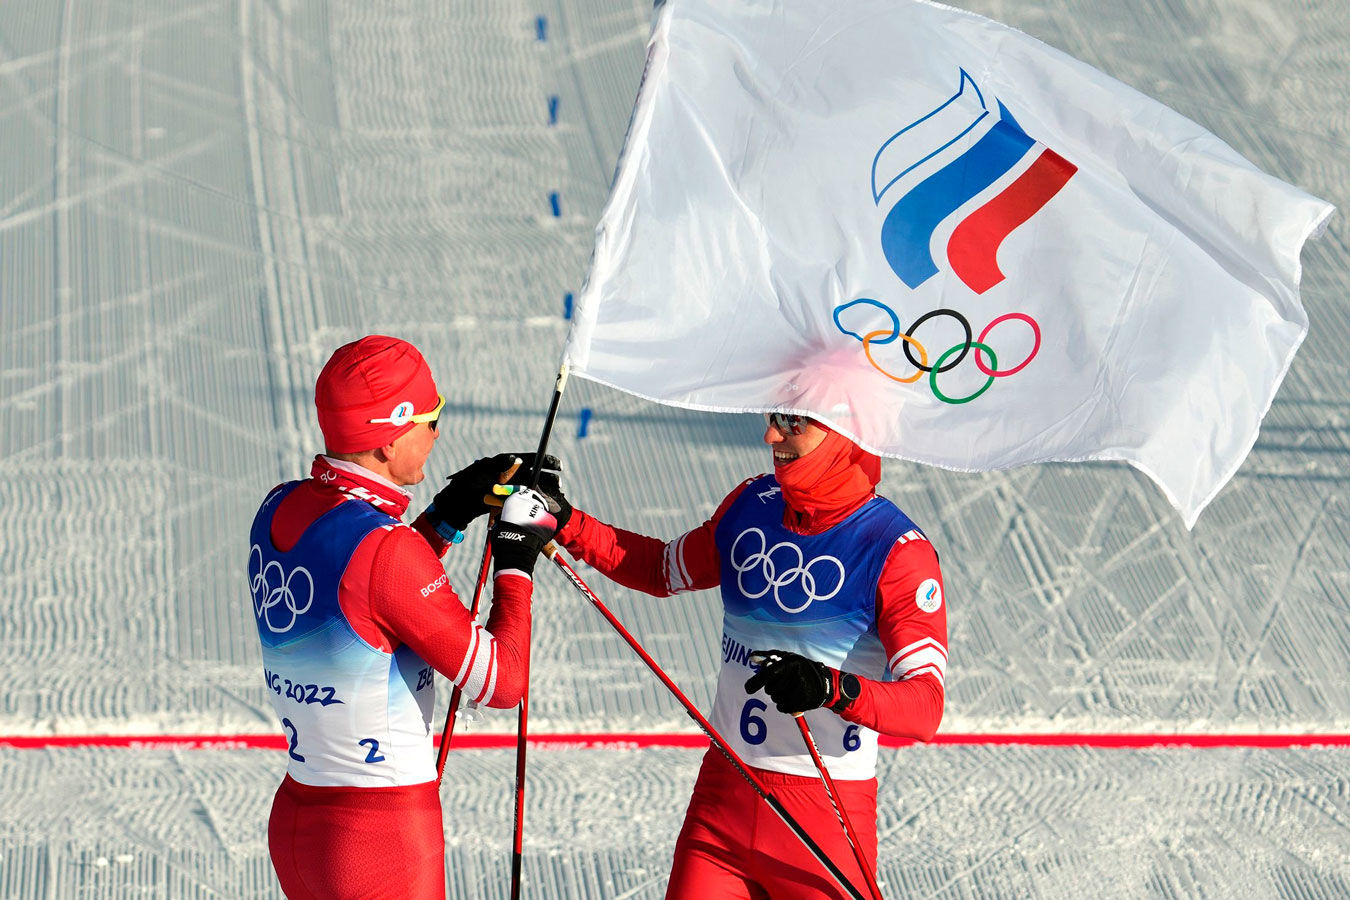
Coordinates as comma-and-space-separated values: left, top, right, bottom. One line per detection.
526, 364, 569, 491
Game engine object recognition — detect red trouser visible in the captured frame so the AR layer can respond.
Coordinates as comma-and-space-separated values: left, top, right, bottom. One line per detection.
268, 774, 445, 900
665, 749, 879, 899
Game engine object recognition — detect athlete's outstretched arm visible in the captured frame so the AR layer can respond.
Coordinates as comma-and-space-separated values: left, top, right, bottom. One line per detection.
556, 480, 753, 596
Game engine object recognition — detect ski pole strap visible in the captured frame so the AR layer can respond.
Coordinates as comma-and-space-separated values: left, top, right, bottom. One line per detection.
546, 550, 869, 900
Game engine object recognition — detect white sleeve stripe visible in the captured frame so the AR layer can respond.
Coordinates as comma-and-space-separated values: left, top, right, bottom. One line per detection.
662, 537, 680, 592
452, 625, 480, 685
894, 636, 948, 658
462, 625, 496, 702
891, 647, 948, 679
900, 664, 945, 686
664, 533, 694, 594
675, 533, 693, 589
473, 631, 499, 705
890, 637, 947, 670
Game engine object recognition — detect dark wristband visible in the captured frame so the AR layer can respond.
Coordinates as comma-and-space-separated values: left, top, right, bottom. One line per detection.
829, 671, 861, 712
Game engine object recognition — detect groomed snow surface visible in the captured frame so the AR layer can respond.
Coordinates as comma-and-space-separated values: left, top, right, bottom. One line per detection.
2, 0, 1348, 897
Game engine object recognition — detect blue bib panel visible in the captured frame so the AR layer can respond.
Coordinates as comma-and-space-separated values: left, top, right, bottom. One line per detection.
710, 475, 924, 778
249, 483, 390, 649
248, 483, 436, 786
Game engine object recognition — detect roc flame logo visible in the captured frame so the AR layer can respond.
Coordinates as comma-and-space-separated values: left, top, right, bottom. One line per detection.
872, 68, 1077, 294
834, 69, 1077, 404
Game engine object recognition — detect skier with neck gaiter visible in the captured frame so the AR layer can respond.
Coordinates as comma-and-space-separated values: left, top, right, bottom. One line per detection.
535, 413, 947, 899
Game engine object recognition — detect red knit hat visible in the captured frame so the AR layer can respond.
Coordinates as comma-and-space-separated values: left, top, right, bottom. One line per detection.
315, 335, 442, 453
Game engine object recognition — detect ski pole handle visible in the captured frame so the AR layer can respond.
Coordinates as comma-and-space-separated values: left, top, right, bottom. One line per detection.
435, 459, 524, 781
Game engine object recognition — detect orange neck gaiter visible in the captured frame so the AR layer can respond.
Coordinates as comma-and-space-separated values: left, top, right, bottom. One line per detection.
774, 429, 881, 532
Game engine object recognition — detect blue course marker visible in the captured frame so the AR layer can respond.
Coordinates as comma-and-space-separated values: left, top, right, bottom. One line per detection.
563, 292, 574, 319
577, 407, 593, 439
536, 16, 547, 41
549, 192, 561, 217
548, 95, 559, 125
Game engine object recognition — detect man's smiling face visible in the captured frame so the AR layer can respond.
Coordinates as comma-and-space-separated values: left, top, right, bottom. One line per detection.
763, 414, 828, 467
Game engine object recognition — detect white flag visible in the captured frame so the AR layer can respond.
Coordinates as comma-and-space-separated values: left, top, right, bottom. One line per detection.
563, 0, 1334, 527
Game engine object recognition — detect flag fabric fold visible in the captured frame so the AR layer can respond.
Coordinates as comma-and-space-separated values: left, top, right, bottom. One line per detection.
563, 0, 1334, 527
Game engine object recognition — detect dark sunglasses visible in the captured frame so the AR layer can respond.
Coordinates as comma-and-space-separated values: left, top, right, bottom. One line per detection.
764, 412, 812, 435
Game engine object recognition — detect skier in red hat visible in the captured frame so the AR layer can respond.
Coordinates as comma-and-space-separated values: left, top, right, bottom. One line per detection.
249, 335, 559, 900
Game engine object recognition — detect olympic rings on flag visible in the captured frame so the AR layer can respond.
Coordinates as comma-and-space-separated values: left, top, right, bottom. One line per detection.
976, 312, 1040, 377
833, 299, 1040, 404
930, 341, 997, 405
904, 308, 971, 373
834, 298, 901, 344
863, 329, 925, 383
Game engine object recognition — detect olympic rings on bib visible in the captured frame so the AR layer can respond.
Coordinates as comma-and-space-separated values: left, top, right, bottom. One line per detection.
729, 527, 846, 615
249, 544, 315, 634
833, 298, 1040, 404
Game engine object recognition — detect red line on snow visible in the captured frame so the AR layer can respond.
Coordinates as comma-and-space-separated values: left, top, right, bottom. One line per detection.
3, 733, 1350, 751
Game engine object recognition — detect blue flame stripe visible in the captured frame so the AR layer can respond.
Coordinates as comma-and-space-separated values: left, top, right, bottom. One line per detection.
879, 101, 1035, 289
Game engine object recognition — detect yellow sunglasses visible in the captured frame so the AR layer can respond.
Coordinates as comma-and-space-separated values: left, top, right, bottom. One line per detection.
369, 394, 445, 430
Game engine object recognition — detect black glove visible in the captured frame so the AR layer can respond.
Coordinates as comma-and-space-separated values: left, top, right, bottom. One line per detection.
423, 453, 528, 543
499, 454, 572, 533
743, 650, 859, 715
489, 488, 561, 576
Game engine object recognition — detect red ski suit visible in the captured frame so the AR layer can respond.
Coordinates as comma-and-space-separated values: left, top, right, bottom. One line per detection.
259, 456, 532, 900
557, 430, 947, 899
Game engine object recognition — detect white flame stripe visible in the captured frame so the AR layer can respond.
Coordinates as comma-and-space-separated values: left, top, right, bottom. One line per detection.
872, 69, 990, 203
899, 663, 946, 686
665, 532, 694, 594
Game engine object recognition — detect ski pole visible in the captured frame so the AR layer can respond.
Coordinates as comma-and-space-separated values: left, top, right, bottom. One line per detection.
510, 363, 570, 899
794, 715, 885, 900
435, 457, 523, 781
435, 535, 493, 782
511, 678, 530, 898
546, 549, 869, 900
